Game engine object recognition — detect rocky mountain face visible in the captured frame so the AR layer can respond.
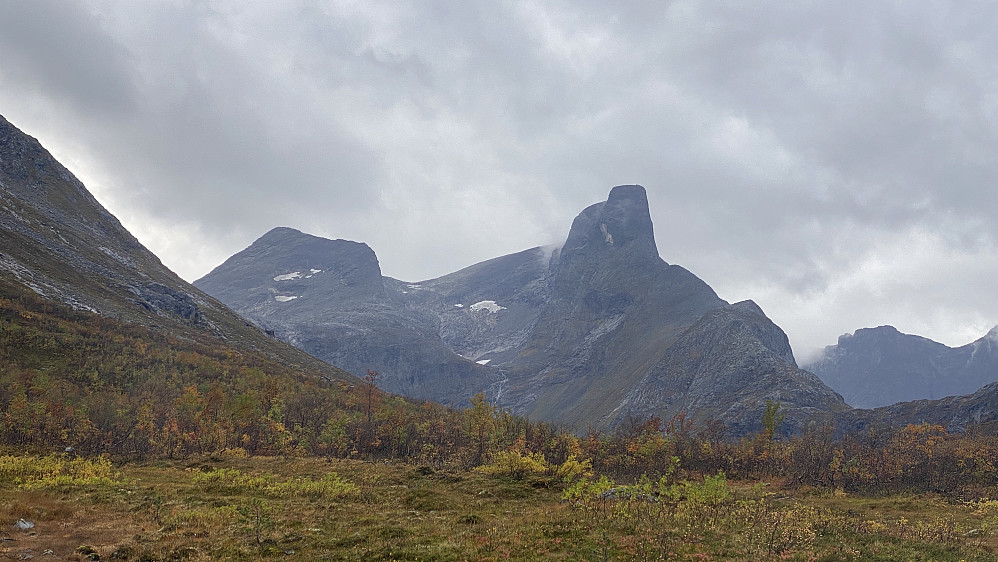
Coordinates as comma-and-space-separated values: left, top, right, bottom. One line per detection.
193, 227, 492, 405
616, 301, 846, 435
0, 114, 356, 384
804, 325, 998, 409
198, 184, 850, 434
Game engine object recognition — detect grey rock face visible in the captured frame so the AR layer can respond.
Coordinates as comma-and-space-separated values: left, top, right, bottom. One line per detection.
494, 185, 733, 429
392, 245, 557, 366
619, 301, 846, 435
199, 184, 849, 434
805, 325, 998, 409
129, 282, 202, 322
195, 227, 492, 405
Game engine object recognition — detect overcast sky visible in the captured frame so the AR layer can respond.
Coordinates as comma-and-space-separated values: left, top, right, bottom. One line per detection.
2, 1, 998, 360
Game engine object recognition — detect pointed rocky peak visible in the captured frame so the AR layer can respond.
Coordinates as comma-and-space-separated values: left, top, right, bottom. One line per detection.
729, 299, 766, 317
561, 184, 658, 262
254, 226, 310, 244
603, 184, 657, 248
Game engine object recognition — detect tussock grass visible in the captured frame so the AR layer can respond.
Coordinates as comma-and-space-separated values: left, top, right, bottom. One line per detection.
1, 454, 998, 560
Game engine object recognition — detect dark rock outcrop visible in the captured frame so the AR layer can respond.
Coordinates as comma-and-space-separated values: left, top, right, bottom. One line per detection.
130, 282, 202, 321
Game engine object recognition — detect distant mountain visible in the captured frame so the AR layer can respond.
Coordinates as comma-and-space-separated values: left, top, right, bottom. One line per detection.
804, 325, 998, 409
0, 113, 356, 385
840, 379, 998, 435
198, 185, 849, 434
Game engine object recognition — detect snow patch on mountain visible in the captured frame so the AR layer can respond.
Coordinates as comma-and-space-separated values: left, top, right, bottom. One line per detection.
469, 300, 505, 313
274, 272, 302, 281
274, 295, 298, 302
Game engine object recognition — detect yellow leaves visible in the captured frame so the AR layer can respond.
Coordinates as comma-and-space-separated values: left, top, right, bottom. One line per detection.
0, 454, 120, 489
191, 467, 358, 499
218, 446, 249, 458
554, 454, 593, 483
894, 423, 948, 457
473, 449, 549, 479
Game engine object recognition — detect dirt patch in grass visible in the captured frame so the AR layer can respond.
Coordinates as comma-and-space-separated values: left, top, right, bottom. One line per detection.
1, 489, 150, 561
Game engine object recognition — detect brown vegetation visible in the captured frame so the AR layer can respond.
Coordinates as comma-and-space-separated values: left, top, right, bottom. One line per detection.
6, 276, 998, 558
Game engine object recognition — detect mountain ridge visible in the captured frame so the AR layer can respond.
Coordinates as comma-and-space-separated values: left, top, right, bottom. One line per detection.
197, 184, 850, 434
10, 111, 998, 439
805, 324, 998, 409
195, 225, 493, 405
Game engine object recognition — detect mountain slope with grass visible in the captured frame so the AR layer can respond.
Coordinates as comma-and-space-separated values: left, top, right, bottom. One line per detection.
0, 113, 356, 385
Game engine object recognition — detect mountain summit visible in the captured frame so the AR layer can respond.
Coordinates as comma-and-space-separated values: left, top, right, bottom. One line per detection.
198, 185, 848, 434
561, 184, 658, 261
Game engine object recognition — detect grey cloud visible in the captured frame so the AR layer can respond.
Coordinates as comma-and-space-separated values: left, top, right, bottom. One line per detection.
0, 1, 138, 115
1, 1, 997, 357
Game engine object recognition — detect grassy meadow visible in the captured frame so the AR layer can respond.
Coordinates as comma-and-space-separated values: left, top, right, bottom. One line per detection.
2, 452, 998, 561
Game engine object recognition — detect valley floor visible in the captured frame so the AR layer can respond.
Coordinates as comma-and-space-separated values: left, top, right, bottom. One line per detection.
2, 454, 997, 561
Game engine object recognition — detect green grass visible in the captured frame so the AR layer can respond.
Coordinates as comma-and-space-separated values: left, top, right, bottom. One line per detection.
1, 455, 998, 560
